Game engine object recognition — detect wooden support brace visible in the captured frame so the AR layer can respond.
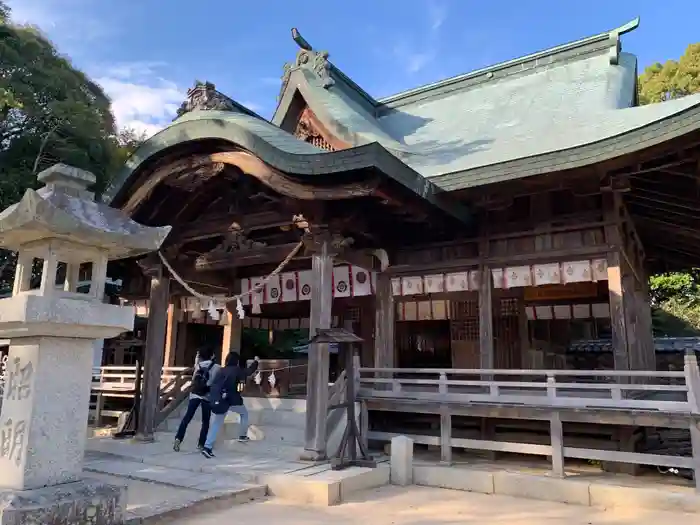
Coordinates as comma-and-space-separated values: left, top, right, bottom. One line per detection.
440, 406, 452, 466
550, 412, 565, 478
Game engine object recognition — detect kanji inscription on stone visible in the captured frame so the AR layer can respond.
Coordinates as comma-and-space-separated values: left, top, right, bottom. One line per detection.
0, 418, 27, 466
5, 357, 33, 401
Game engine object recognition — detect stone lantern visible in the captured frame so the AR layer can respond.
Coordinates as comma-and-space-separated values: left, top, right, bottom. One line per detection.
0, 164, 170, 524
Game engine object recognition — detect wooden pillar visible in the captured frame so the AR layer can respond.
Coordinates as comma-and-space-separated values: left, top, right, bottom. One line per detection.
604, 192, 630, 373
374, 273, 395, 369
623, 271, 640, 371
303, 236, 334, 459
162, 301, 178, 368
221, 308, 242, 365
136, 265, 170, 441
607, 251, 630, 372
517, 291, 530, 369
637, 281, 656, 371
359, 297, 375, 367
479, 266, 494, 369
175, 320, 188, 366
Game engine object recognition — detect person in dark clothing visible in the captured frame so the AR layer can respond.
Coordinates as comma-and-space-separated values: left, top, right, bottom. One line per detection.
173, 345, 221, 452
201, 352, 259, 458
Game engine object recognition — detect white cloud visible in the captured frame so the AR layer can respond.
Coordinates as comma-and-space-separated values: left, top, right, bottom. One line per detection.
6, 0, 113, 50
389, 1, 447, 75
6, 0, 184, 138
428, 2, 447, 31
94, 64, 185, 138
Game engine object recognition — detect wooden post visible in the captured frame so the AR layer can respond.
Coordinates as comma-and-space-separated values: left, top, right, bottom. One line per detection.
162, 301, 178, 367
440, 406, 452, 465
637, 282, 656, 371
549, 412, 565, 478
604, 193, 631, 374
221, 308, 242, 365
479, 266, 494, 370
303, 236, 333, 460
359, 297, 375, 367
517, 291, 530, 369
136, 265, 170, 441
374, 273, 395, 369
607, 251, 630, 373
175, 319, 188, 366
622, 271, 640, 372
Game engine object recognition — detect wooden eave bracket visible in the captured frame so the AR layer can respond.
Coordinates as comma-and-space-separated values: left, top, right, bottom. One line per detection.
601, 173, 631, 193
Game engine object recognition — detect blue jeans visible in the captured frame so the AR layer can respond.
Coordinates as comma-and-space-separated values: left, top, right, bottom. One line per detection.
204, 404, 249, 449
175, 397, 211, 447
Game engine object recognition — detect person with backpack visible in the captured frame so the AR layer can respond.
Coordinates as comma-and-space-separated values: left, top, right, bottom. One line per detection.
173, 345, 221, 452
201, 352, 259, 458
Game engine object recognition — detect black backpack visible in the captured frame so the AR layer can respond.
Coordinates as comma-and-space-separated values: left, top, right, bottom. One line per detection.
191, 362, 214, 396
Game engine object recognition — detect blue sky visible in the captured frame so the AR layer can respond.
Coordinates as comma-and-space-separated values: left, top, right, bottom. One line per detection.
7, 0, 698, 136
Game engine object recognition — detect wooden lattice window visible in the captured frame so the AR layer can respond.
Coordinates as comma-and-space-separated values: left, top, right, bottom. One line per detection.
500, 298, 518, 317
450, 300, 478, 320
450, 319, 480, 341
344, 307, 361, 322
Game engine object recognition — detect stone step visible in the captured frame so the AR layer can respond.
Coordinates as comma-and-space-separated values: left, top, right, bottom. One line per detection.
221, 423, 305, 447
163, 401, 307, 431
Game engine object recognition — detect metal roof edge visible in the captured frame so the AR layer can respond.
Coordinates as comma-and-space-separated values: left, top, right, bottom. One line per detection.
378, 17, 641, 108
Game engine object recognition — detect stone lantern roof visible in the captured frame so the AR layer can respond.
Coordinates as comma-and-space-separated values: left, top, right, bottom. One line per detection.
0, 163, 171, 259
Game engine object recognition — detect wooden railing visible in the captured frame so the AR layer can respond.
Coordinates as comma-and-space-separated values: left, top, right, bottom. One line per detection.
359, 353, 700, 489
90, 366, 192, 427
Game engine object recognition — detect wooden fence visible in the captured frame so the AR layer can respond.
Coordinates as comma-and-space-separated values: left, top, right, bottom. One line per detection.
358, 353, 700, 490
90, 366, 192, 426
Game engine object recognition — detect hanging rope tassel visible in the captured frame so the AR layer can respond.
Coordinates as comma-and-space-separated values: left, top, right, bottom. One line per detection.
235, 298, 245, 320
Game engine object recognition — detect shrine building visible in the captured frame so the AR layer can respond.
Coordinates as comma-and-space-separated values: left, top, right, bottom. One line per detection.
102, 18, 700, 452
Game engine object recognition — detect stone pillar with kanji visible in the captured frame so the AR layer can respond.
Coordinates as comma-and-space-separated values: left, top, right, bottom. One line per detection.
0, 164, 170, 525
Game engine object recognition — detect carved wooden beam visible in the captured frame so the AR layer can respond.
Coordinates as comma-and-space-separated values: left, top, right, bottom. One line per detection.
169, 211, 294, 244
302, 227, 354, 255
294, 107, 351, 151
121, 150, 379, 215
194, 242, 305, 271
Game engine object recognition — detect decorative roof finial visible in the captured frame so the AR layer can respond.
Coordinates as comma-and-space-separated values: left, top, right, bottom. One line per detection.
279, 28, 335, 102
291, 28, 312, 51
175, 81, 236, 118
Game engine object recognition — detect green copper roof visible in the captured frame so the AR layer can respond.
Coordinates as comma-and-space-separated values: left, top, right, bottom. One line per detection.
104, 110, 472, 225
271, 17, 700, 190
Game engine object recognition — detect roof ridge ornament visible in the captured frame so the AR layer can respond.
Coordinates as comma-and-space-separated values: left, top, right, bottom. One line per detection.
176, 81, 237, 118
279, 28, 335, 101
607, 17, 640, 65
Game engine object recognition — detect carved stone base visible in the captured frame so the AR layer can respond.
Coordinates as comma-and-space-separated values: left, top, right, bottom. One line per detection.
0, 479, 126, 525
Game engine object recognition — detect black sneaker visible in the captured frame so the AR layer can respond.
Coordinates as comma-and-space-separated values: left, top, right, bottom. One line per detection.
173, 439, 181, 452
196, 444, 204, 451
237, 436, 250, 443
201, 447, 215, 458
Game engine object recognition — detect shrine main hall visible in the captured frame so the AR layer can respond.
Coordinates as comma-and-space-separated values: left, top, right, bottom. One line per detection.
102, 18, 700, 453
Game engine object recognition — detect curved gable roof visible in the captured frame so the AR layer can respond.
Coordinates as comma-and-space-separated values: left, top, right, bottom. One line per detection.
104, 110, 471, 224
271, 18, 700, 190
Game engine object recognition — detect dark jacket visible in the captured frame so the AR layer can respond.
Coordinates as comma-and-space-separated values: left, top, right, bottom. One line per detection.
209, 360, 259, 414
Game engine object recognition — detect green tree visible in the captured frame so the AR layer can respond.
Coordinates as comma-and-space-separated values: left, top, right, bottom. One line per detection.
0, 9, 128, 293
639, 43, 700, 104
0, 0, 9, 23
638, 44, 700, 336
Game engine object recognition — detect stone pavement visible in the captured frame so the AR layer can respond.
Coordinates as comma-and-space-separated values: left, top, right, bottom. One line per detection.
83, 430, 390, 522
160, 484, 700, 525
